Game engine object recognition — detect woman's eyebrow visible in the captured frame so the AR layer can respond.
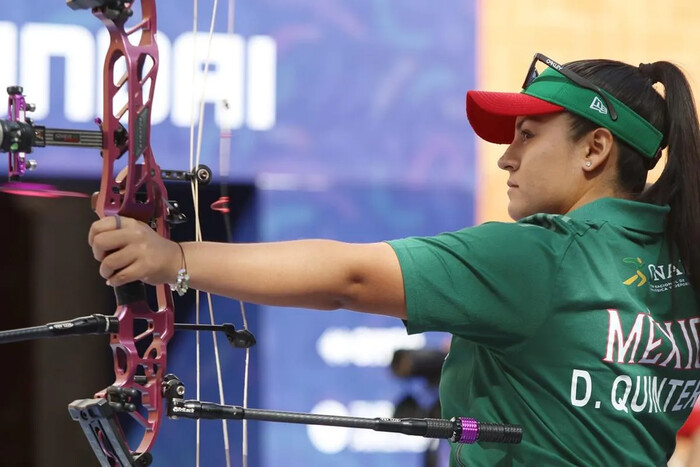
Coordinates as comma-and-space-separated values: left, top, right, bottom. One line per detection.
515, 115, 546, 131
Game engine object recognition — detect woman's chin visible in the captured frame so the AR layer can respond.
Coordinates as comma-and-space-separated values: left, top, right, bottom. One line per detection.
507, 203, 528, 221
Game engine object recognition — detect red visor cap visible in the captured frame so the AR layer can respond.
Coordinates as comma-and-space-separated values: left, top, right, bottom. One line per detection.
466, 91, 565, 144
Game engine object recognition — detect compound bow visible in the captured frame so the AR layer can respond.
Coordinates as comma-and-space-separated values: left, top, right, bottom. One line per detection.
0, 1, 523, 465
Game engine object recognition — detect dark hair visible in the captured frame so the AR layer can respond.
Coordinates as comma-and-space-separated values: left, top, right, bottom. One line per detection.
565, 59, 700, 292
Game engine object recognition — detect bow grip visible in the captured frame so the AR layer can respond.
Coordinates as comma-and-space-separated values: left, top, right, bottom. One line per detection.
115, 281, 148, 306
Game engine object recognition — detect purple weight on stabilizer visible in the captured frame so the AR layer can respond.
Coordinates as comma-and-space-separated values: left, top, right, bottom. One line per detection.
458, 417, 479, 444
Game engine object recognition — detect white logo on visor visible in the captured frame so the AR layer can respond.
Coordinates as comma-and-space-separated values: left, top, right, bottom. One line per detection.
590, 96, 608, 115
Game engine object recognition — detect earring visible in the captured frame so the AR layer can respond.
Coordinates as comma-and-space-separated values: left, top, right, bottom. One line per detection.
585, 161, 592, 168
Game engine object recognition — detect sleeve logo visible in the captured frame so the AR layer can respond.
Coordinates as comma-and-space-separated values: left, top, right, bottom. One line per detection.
622, 257, 647, 287
622, 257, 689, 292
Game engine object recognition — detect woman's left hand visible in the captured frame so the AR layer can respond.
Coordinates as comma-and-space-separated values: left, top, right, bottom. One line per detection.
87, 215, 181, 287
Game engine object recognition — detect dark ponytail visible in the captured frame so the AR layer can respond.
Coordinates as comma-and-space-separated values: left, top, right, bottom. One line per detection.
565, 59, 700, 291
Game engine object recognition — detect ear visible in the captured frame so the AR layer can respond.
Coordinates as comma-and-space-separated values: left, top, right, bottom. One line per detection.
580, 127, 615, 172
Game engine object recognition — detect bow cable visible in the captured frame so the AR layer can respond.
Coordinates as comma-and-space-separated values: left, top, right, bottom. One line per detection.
222, 2, 252, 467
189, 2, 202, 463
188, 1, 236, 466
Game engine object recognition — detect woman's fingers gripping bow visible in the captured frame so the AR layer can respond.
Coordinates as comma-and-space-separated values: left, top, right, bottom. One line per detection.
88, 216, 180, 287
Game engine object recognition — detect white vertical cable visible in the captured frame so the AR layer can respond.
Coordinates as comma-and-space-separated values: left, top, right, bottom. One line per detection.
190, 0, 234, 466
239, 301, 250, 467
188, 2, 201, 466
223, 2, 251, 465
190, 1, 252, 466
223, 2, 251, 467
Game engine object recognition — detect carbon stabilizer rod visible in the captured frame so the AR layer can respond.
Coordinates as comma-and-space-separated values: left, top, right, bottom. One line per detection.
0, 314, 250, 347
0, 314, 118, 344
167, 399, 523, 444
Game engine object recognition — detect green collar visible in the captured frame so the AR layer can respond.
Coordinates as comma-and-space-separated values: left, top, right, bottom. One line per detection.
566, 197, 668, 233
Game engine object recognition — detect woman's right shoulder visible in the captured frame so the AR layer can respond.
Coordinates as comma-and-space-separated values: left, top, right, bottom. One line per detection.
461, 213, 588, 242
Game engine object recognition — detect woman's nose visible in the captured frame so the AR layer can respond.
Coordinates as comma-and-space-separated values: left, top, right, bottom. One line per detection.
498, 145, 518, 171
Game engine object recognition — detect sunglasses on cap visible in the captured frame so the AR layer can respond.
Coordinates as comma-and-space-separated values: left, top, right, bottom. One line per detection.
522, 53, 618, 121
466, 52, 664, 163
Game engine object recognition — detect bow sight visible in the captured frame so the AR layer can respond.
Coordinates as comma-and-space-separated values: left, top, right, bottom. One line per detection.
0, 87, 212, 186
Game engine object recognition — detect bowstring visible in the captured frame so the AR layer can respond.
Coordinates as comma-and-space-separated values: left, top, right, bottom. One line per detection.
221, 1, 252, 466
188, 2, 201, 464
188, 0, 233, 466
189, 1, 202, 463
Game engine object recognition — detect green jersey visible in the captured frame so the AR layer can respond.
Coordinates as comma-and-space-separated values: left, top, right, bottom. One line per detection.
388, 198, 700, 466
